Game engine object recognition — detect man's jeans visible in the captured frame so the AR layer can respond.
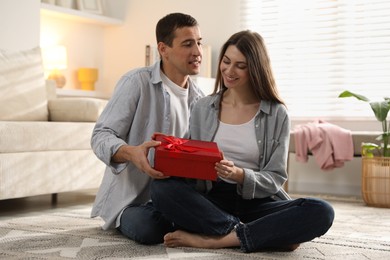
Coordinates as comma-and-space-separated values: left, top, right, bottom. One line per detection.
151, 178, 335, 253
117, 202, 174, 245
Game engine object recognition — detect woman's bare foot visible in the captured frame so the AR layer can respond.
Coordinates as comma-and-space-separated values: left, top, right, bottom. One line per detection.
285, 243, 300, 251
163, 230, 240, 249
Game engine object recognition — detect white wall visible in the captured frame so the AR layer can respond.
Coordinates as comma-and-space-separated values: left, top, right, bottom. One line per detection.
0, 0, 40, 50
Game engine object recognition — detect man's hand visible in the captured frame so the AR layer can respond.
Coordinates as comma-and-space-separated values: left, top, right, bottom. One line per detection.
112, 141, 168, 179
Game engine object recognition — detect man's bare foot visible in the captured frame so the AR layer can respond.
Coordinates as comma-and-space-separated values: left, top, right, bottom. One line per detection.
163, 230, 240, 249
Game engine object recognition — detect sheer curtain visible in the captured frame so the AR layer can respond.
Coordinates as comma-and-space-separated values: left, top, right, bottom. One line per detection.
240, 0, 390, 119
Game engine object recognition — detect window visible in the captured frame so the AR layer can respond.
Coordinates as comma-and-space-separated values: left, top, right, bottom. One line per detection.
241, 0, 390, 119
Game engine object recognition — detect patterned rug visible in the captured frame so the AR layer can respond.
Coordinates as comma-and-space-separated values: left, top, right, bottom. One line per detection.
0, 198, 389, 259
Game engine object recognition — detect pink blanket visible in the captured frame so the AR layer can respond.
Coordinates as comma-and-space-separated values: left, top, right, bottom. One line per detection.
294, 120, 354, 170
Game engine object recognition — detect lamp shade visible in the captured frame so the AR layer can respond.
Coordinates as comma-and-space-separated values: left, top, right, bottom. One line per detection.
42, 45, 68, 88
42, 45, 67, 70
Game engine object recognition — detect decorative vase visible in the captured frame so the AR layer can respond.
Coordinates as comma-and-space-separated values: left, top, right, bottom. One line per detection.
77, 68, 98, 91
362, 156, 390, 208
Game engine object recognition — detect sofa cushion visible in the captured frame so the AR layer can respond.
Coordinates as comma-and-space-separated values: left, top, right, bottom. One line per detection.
48, 97, 108, 122
0, 121, 95, 153
0, 47, 48, 121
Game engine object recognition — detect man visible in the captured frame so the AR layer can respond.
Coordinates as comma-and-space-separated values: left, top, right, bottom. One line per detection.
90, 13, 204, 244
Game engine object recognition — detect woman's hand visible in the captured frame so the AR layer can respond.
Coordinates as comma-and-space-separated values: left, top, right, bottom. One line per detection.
215, 159, 244, 184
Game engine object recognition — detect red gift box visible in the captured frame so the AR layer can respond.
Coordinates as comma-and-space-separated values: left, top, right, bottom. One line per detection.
154, 134, 222, 180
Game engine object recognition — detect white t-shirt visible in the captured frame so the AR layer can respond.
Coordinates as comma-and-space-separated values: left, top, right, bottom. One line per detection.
160, 71, 189, 138
214, 115, 260, 184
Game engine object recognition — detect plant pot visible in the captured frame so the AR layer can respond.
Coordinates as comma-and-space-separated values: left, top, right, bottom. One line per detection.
362, 156, 390, 208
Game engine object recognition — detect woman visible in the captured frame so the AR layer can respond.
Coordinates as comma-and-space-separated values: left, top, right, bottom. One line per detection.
151, 30, 334, 252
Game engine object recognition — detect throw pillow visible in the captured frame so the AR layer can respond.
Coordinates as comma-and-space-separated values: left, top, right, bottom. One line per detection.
48, 97, 108, 122
0, 47, 48, 121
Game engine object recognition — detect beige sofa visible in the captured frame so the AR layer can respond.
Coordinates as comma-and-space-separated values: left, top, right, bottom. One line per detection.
0, 47, 107, 201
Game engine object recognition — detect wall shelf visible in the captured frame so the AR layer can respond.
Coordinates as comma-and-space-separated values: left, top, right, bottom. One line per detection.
40, 3, 122, 26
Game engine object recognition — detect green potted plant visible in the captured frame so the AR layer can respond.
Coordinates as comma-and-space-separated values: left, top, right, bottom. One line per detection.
338, 90, 390, 207
338, 91, 390, 157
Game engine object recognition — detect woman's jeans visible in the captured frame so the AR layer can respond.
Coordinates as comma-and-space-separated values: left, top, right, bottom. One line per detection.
150, 178, 335, 253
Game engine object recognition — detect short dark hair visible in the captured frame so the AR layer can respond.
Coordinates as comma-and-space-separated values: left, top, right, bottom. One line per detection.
156, 13, 198, 46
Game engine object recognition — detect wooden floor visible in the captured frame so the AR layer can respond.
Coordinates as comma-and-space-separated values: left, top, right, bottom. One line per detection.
0, 190, 97, 221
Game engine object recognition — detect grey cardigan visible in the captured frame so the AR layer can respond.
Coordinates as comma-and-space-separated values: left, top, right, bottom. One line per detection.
190, 93, 291, 200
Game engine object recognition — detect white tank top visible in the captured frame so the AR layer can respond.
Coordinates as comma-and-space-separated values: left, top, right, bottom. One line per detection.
214, 115, 260, 183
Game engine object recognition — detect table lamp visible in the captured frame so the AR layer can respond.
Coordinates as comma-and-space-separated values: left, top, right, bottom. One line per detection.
42, 45, 68, 88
